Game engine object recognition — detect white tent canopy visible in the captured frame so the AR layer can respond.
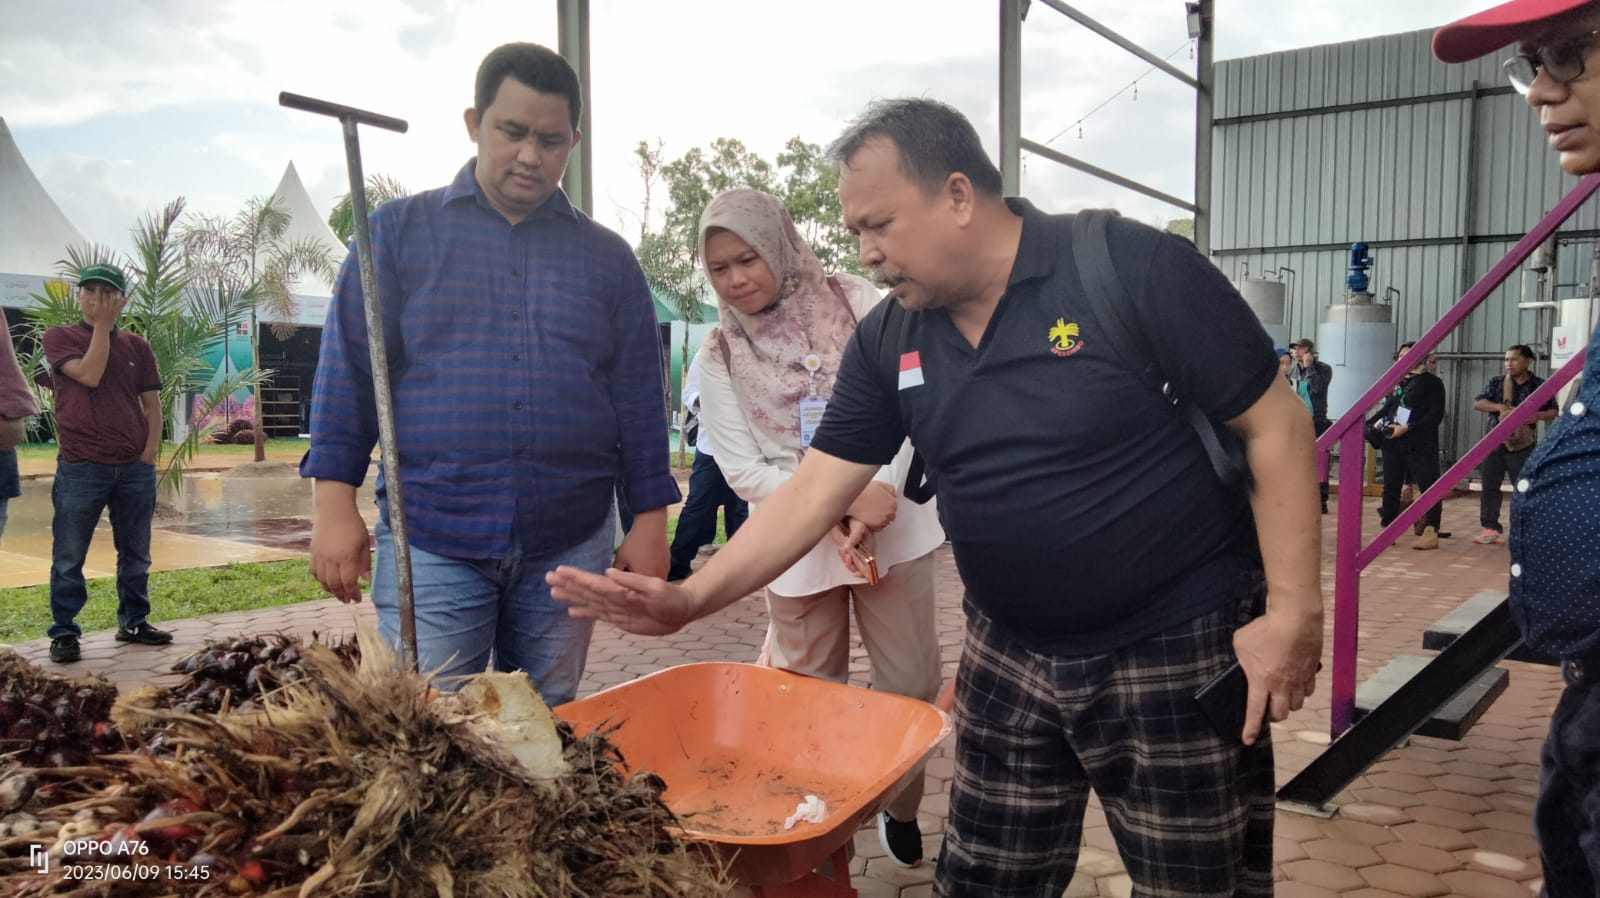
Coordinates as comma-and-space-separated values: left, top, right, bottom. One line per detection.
265, 161, 347, 298
262, 161, 347, 326
0, 116, 89, 307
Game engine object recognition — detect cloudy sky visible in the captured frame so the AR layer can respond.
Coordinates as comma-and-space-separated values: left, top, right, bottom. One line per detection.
3, 0, 1479, 259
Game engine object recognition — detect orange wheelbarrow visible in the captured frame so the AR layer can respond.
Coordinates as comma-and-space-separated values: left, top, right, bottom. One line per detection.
556, 662, 952, 897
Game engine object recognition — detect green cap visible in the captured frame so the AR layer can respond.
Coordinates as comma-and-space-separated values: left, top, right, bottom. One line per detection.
77, 263, 127, 294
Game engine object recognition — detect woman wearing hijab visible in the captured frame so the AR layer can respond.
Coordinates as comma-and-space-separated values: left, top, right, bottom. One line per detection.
696, 188, 945, 868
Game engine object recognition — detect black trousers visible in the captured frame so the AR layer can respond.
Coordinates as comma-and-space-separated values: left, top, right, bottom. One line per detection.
1380, 439, 1441, 530
1479, 445, 1532, 533
1313, 417, 1331, 504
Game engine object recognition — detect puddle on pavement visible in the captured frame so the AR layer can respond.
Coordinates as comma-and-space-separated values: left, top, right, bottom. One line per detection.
3, 470, 378, 559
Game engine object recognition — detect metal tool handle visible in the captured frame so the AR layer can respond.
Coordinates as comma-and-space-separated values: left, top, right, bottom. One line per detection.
278, 92, 409, 134
279, 92, 417, 671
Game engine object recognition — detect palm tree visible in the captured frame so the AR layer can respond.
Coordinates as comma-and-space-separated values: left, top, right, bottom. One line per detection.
181, 196, 336, 462
327, 174, 409, 245
21, 199, 263, 493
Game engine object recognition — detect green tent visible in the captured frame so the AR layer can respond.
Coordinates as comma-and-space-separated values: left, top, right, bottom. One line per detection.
649, 284, 719, 424
651, 284, 717, 324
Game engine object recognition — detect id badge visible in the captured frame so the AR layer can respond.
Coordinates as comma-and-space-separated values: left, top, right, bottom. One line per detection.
799, 397, 828, 448
1395, 407, 1412, 426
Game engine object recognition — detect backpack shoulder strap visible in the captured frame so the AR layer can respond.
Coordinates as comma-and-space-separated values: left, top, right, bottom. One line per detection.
1068, 210, 1250, 486
1068, 210, 1160, 391
825, 275, 860, 324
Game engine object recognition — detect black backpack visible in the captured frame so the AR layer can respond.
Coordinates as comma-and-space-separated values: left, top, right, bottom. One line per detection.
884, 209, 1250, 504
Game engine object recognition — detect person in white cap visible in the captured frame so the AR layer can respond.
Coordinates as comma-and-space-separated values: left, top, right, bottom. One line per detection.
1435, 3, 1600, 894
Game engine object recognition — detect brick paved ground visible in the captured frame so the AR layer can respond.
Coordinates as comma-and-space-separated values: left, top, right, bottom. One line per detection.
2, 494, 1560, 897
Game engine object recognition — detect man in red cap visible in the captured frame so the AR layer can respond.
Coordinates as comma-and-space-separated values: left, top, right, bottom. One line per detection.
1436, 4, 1600, 895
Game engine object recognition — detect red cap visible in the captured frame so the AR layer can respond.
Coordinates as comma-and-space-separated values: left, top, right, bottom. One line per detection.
1433, 0, 1593, 63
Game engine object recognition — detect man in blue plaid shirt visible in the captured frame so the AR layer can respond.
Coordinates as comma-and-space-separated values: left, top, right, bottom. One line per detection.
302, 42, 678, 705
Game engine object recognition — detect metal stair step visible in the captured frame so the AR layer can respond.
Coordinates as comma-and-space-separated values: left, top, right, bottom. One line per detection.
1353, 654, 1508, 741
1422, 590, 1557, 666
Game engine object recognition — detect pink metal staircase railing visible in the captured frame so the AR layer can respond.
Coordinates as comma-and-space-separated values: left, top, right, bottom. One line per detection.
1319, 174, 1600, 737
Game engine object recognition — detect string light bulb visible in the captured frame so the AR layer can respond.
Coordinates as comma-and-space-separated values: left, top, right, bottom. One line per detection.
1078, 125, 1084, 139
1133, 82, 1139, 101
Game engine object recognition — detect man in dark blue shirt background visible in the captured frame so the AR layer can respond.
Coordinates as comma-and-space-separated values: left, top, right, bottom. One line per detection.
302, 42, 679, 704
1471, 344, 1558, 544
1437, 3, 1600, 894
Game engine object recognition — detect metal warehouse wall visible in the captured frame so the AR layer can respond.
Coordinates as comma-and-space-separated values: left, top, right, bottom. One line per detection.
1212, 28, 1600, 463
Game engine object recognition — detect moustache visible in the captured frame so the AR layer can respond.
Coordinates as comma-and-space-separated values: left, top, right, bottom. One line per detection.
871, 270, 908, 290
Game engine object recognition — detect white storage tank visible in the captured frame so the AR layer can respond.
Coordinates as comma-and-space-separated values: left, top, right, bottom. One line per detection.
1318, 293, 1397, 421
1236, 277, 1290, 349
1552, 297, 1597, 407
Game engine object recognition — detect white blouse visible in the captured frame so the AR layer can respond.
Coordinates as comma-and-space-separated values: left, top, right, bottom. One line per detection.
698, 287, 946, 598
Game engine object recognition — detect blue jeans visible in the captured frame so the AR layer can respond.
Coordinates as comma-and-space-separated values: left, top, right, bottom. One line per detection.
370, 515, 612, 705
667, 451, 747, 580
1536, 659, 1600, 898
48, 459, 157, 639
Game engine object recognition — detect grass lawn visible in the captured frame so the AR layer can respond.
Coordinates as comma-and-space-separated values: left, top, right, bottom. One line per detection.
1, 509, 731, 643
15, 438, 313, 465
0, 559, 325, 643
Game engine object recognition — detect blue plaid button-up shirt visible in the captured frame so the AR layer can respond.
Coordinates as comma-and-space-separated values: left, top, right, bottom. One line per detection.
1509, 321, 1600, 659
301, 161, 679, 560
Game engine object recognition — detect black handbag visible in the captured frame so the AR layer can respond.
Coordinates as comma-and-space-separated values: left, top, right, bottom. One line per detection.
1364, 393, 1401, 450
1364, 412, 1392, 450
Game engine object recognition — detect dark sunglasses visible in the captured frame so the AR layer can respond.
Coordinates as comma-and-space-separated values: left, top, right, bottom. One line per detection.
1505, 29, 1600, 94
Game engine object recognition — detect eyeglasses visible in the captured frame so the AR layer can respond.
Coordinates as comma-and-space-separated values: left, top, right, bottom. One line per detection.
1505, 29, 1600, 94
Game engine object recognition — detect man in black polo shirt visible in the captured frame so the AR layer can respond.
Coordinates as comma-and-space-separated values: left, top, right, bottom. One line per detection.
550, 98, 1322, 897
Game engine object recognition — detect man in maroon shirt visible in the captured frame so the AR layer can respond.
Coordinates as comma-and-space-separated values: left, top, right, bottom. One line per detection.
43, 263, 171, 664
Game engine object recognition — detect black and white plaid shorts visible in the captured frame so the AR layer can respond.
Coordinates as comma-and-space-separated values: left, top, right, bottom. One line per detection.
936, 585, 1275, 898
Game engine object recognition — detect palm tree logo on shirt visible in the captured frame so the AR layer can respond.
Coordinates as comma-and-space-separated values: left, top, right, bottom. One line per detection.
1048, 318, 1082, 357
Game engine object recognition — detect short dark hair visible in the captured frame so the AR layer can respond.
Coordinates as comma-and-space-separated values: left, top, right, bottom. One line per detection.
474, 42, 582, 129
828, 98, 1004, 198
1508, 344, 1535, 360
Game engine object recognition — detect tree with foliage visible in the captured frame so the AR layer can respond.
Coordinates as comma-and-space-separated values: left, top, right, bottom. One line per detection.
180, 195, 336, 462
775, 137, 861, 276
327, 174, 410, 245
20, 199, 263, 493
1165, 217, 1195, 241
634, 136, 866, 464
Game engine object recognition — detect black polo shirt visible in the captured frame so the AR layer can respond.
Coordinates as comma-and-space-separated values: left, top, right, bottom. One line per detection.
810, 200, 1277, 654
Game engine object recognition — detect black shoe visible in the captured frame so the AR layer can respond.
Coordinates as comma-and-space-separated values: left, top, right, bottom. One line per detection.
50, 635, 81, 663
115, 622, 173, 646
1438, 531, 1452, 539
877, 811, 923, 868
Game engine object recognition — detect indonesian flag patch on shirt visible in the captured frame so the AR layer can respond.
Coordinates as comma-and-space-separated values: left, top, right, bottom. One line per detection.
898, 351, 924, 390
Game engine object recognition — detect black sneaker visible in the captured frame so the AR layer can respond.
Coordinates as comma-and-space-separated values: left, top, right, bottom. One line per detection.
115, 622, 173, 646
50, 635, 81, 663
877, 811, 923, 868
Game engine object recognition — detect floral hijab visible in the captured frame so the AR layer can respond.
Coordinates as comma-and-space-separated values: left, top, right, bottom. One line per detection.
699, 189, 867, 453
